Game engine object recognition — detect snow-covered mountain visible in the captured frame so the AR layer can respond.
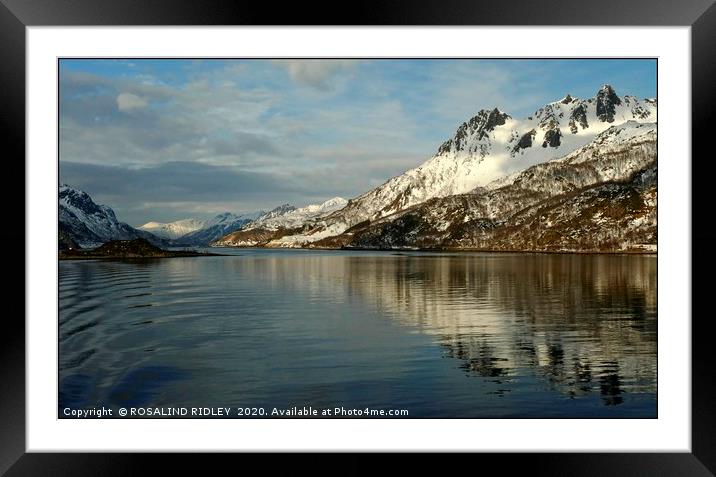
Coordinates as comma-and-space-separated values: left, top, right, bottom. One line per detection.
345, 121, 657, 251
138, 218, 206, 240
174, 211, 264, 245
241, 85, 656, 247
214, 197, 348, 246
64, 84, 654, 253
246, 197, 347, 230
60, 184, 263, 247
341, 86, 652, 219
59, 185, 166, 248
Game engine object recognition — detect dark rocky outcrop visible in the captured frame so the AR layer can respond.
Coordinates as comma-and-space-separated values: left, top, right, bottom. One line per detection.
569, 103, 589, 133
542, 128, 562, 148
482, 107, 510, 133
513, 129, 536, 154
596, 84, 622, 123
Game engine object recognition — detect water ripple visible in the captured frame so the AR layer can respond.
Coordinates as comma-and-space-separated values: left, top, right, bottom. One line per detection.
59, 252, 657, 417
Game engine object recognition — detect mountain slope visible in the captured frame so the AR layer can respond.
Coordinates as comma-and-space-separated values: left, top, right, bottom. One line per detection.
455, 164, 657, 252
174, 211, 264, 245
59, 185, 166, 248
344, 122, 656, 252
245, 197, 347, 231
138, 218, 206, 239
214, 198, 347, 247
264, 85, 656, 246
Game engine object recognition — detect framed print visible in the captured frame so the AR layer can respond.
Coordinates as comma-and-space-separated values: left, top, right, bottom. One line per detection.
3, 0, 715, 473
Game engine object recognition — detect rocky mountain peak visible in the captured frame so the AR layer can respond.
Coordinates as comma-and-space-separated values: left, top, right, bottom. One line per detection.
437, 107, 510, 155
598, 84, 617, 95
59, 184, 107, 217
595, 84, 622, 122
482, 107, 510, 131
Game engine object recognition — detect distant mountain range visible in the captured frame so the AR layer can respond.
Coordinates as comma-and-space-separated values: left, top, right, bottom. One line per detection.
58, 186, 348, 249
59, 85, 657, 253
137, 218, 206, 239
58, 186, 268, 248
216, 198, 348, 247
136, 197, 348, 246
138, 211, 265, 245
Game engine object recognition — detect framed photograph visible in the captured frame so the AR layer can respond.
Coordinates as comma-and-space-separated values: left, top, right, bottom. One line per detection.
5, 0, 714, 473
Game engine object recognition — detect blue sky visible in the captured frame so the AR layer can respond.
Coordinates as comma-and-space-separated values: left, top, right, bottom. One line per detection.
59, 59, 656, 226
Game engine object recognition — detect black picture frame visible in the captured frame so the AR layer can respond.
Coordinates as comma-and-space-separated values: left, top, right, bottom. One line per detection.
3, 0, 714, 474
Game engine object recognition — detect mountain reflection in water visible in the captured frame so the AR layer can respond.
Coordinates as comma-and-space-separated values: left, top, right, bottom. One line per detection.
340, 254, 656, 404
59, 250, 656, 417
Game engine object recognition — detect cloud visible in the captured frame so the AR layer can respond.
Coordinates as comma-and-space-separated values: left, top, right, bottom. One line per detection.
59, 160, 314, 225
229, 131, 281, 156
60, 68, 282, 166
58, 60, 447, 223
280, 60, 355, 91
60, 59, 653, 225
116, 92, 148, 111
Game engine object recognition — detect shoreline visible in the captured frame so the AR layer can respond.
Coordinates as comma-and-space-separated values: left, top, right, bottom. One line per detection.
208, 245, 658, 256
59, 243, 658, 260
58, 251, 224, 261
343, 246, 657, 255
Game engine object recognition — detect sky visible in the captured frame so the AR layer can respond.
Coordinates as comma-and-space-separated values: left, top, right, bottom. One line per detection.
59, 59, 656, 226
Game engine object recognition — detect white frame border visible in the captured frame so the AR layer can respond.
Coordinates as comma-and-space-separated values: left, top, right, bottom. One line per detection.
27, 26, 690, 452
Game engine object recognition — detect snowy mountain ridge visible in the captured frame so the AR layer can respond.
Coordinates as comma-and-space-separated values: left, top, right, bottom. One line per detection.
343, 121, 657, 251
256, 85, 656, 247
243, 197, 348, 231
172, 210, 265, 245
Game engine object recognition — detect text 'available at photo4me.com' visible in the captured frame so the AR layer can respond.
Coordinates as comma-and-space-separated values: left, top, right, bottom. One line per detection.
62, 405, 411, 418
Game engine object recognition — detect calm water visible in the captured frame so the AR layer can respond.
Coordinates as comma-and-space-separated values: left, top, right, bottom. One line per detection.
59, 249, 657, 418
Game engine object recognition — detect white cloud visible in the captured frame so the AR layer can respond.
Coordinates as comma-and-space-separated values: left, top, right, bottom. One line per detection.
116, 92, 148, 112
61, 59, 565, 224
280, 60, 356, 91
